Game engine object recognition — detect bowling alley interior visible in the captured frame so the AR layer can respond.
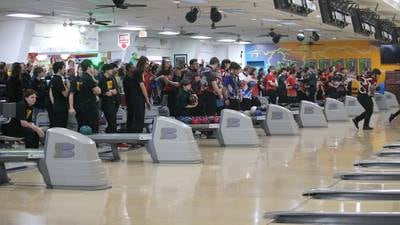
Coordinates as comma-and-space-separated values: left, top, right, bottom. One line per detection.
1, 0, 400, 224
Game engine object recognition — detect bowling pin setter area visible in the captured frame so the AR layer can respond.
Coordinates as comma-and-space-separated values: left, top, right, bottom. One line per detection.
2, 106, 400, 225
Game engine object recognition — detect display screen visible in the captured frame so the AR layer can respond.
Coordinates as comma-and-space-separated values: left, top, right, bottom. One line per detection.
381, 45, 400, 64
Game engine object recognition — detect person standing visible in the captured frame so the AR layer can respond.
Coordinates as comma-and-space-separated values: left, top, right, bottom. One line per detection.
352, 72, 375, 130
31, 66, 47, 119
69, 65, 83, 129
286, 69, 298, 103
6, 62, 24, 102
99, 64, 118, 133
200, 57, 223, 116
49, 62, 69, 128
123, 57, 152, 133
305, 66, 317, 102
78, 59, 101, 133
264, 69, 278, 104
222, 62, 242, 110
277, 68, 288, 104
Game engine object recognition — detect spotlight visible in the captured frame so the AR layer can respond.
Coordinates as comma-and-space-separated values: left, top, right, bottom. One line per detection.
311, 31, 320, 41
297, 32, 305, 41
185, 7, 199, 23
210, 7, 222, 23
272, 35, 281, 44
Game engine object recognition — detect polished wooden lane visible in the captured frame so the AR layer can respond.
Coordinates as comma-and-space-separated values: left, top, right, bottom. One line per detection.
0, 110, 399, 225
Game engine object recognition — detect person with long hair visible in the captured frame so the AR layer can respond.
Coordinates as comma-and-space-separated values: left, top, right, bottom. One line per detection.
158, 59, 179, 116
5, 62, 23, 102
31, 66, 47, 119
0, 62, 8, 84
123, 56, 151, 133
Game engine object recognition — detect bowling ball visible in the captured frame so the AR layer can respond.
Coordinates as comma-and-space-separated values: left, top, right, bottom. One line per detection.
192, 117, 200, 124
214, 116, 221, 123
208, 116, 215, 123
250, 106, 258, 115
184, 116, 192, 124
188, 94, 198, 105
177, 116, 184, 121
248, 81, 256, 88
255, 110, 263, 116
79, 125, 92, 135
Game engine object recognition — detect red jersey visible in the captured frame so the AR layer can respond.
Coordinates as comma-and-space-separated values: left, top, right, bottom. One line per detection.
286, 75, 297, 97
143, 71, 152, 95
264, 73, 278, 91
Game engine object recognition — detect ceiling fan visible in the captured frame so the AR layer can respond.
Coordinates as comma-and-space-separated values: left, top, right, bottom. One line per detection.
85, 12, 113, 26
177, 26, 199, 36
257, 28, 289, 38
96, 0, 147, 9
211, 22, 236, 29
235, 35, 252, 44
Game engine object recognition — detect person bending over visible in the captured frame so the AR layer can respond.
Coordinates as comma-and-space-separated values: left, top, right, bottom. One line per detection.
2, 89, 45, 148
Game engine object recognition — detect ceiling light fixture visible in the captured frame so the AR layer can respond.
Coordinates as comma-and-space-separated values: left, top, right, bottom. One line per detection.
272, 35, 281, 44
311, 31, 320, 41
6, 13, 43, 18
72, 20, 89, 25
210, 7, 222, 23
251, 18, 257, 21
191, 35, 212, 40
79, 26, 87, 33
236, 41, 251, 44
185, 7, 199, 23
120, 26, 146, 31
218, 39, 236, 42
158, 31, 180, 35
297, 32, 305, 41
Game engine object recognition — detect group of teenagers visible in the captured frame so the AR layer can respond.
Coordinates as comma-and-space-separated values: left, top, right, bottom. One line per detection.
0, 55, 398, 149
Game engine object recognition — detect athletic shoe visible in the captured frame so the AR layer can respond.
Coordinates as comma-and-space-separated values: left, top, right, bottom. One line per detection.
363, 126, 374, 130
389, 114, 395, 123
352, 119, 359, 129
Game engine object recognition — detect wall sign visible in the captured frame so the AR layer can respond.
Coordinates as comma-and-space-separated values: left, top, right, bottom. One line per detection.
118, 33, 130, 50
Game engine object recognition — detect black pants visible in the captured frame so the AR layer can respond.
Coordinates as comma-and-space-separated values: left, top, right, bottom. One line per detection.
75, 106, 84, 130
355, 94, 373, 128
45, 100, 54, 128
278, 89, 287, 104
165, 90, 178, 117
308, 86, 316, 102
241, 98, 252, 111
52, 107, 68, 128
127, 98, 145, 133
2, 126, 39, 149
81, 106, 99, 133
251, 97, 261, 107
102, 102, 117, 133
393, 110, 400, 118
201, 92, 217, 116
266, 90, 278, 104
228, 98, 241, 111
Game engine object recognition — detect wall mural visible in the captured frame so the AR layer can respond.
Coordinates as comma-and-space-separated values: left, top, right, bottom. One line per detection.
244, 40, 400, 93
244, 41, 380, 72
